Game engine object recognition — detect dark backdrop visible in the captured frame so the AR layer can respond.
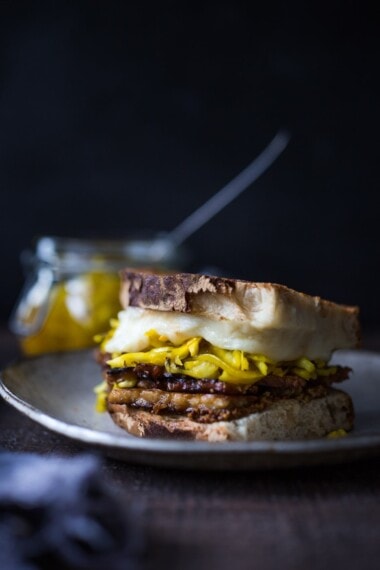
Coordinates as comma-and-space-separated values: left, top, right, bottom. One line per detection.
0, 2, 379, 326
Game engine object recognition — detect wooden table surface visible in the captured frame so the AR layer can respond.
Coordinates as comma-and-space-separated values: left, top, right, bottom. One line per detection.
1, 327, 380, 570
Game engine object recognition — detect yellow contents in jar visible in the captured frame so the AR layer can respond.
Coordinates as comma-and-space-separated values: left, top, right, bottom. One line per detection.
21, 272, 121, 356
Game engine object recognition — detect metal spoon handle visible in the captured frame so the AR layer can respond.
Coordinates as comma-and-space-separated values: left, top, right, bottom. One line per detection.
167, 130, 290, 246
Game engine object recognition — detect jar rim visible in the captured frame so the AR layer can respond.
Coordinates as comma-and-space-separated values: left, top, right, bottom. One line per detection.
25, 234, 189, 273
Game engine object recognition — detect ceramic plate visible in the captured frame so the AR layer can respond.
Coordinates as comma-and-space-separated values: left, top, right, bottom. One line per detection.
1, 349, 380, 470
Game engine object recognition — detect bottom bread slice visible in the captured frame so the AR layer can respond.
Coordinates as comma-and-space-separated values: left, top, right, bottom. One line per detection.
108, 388, 354, 442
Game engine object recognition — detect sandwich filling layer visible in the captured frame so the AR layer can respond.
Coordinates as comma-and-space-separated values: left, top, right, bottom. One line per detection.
97, 359, 350, 423
96, 319, 352, 423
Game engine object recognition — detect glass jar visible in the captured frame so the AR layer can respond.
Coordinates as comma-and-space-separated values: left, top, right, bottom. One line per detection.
10, 235, 188, 356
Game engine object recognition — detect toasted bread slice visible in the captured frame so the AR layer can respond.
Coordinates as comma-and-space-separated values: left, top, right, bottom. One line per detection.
108, 388, 354, 442
114, 269, 360, 361
120, 269, 359, 325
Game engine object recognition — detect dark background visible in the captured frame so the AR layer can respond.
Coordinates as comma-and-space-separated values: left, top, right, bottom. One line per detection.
0, 2, 378, 326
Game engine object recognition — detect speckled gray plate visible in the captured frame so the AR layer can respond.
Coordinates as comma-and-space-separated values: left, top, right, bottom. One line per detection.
1, 349, 380, 470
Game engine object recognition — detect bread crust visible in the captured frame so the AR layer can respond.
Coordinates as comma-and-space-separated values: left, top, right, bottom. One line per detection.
108, 388, 354, 442
120, 269, 237, 313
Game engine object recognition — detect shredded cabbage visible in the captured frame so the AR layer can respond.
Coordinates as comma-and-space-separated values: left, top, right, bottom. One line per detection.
104, 330, 337, 385
93, 381, 108, 412
326, 429, 347, 439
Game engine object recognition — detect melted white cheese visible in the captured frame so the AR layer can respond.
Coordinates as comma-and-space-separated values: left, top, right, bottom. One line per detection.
104, 305, 355, 362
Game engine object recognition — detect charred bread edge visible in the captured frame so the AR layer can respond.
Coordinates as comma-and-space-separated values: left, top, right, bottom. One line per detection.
120, 270, 238, 312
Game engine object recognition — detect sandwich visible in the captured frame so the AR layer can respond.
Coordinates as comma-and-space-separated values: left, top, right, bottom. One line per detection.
95, 269, 360, 441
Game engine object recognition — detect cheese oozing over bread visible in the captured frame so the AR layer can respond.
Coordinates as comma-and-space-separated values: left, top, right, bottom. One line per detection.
104, 300, 357, 362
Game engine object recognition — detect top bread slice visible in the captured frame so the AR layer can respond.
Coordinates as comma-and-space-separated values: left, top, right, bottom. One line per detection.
120, 268, 360, 358
120, 269, 360, 328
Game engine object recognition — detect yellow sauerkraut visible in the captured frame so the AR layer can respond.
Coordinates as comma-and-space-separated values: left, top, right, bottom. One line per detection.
103, 329, 337, 385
